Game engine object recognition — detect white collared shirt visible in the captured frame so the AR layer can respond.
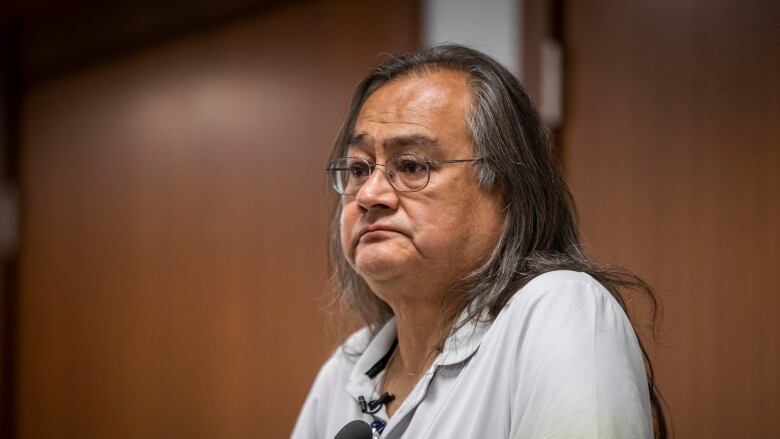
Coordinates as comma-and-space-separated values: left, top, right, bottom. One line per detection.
291, 271, 653, 438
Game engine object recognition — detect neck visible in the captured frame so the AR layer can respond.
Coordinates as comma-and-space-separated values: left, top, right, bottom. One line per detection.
391, 302, 441, 375
366, 275, 454, 375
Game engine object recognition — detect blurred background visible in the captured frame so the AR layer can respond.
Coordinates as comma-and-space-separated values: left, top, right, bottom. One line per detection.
0, 0, 777, 437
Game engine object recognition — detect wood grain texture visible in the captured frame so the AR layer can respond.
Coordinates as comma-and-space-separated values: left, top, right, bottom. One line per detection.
521, 0, 546, 105
17, 1, 418, 437
562, 0, 779, 437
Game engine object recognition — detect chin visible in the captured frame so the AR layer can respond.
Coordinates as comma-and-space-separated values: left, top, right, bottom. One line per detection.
353, 252, 407, 282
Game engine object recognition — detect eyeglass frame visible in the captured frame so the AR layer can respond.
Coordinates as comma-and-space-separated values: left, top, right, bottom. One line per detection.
325, 153, 481, 196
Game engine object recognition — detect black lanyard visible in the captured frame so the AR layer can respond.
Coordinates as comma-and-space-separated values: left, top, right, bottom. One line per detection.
357, 339, 398, 434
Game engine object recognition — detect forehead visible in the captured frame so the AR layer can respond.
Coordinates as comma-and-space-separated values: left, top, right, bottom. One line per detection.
350, 69, 473, 155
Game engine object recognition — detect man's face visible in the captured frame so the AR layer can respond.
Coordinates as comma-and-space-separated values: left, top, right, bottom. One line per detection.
340, 70, 505, 296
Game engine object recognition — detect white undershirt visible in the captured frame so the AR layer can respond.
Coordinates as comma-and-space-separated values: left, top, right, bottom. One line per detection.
292, 270, 653, 438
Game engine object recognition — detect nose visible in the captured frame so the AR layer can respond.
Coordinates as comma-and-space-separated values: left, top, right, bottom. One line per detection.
355, 165, 399, 211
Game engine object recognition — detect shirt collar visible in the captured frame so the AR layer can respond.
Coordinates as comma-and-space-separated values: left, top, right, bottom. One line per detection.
345, 319, 398, 400
436, 307, 492, 366
345, 306, 493, 398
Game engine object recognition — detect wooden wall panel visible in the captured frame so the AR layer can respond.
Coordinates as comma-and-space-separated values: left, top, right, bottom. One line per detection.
521, 0, 548, 106
17, 1, 418, 437
562, 0, 779, 437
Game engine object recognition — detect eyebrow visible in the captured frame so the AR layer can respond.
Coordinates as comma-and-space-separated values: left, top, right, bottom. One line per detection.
346, 133, 440, 149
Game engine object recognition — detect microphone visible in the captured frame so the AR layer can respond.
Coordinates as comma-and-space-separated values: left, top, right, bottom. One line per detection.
358, 393, 395, 414
334, 420, 373, 439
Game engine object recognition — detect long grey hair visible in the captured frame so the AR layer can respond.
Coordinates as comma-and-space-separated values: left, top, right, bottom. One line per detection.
326, 44, 668, 437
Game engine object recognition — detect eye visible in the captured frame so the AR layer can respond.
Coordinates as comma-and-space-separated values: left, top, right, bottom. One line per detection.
349, 162, 371, 178
395, 156, 426, 174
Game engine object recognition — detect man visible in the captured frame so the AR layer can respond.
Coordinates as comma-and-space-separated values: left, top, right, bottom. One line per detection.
292, 45, 665, 438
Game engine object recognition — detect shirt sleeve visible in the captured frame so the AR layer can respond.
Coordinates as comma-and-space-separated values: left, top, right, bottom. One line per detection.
290, 328, 369, 439
291, 353, 342, 439
509, 273, 653, 439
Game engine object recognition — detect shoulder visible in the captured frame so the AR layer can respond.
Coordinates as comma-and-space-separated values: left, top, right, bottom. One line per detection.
512, 269, 612, 306
494, 271, 653, 437
291, 327, 370, 439
313, 326, 370, 387
522, 269, 602, 289
487, 270, 640, 367
500, 270, 625, 328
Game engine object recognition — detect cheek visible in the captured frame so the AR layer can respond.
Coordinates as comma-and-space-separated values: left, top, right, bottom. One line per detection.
405, 200, 464, 254
445, 189, 505, 257
470, 198, 506, 251
339, 204, 358, 263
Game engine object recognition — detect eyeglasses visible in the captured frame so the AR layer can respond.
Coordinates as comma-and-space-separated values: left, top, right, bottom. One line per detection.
326, 153, 478, 195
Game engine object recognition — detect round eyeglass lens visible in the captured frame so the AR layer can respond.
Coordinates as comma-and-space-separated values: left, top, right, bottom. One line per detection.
387, 154, 429, 191
329, 158, 370, 195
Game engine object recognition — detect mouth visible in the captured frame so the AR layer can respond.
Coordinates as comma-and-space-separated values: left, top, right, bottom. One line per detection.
355, 225, 405, 244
